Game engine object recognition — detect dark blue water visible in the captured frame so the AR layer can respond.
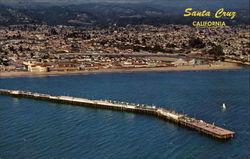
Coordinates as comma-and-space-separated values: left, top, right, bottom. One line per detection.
0, 69, 249, 159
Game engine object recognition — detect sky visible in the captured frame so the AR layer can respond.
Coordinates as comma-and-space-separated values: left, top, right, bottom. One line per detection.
0, 0, 153, 2
0, 0, 246, 3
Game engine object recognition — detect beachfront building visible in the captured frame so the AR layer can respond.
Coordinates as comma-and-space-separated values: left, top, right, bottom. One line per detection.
171, 58, 188, 66
0, 65, 4, 71
171, 58, 199, 66
1, 65, 17, 72
188, 59, 196, 65
28, 65, 48, 72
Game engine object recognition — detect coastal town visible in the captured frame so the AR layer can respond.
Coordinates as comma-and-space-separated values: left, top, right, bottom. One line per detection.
0, 24, 249, 74
0, 1, 249, 158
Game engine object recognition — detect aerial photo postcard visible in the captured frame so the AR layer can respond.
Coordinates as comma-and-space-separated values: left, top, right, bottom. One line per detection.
0, 0, 249, 158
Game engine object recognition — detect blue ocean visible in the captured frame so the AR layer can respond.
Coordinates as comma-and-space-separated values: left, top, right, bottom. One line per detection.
0, 69, 249, 159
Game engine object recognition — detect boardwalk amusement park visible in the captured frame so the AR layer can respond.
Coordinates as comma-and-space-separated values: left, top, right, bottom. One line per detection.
0, 89, 235, 140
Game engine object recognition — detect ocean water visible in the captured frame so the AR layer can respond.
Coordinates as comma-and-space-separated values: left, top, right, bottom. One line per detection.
0, 69, 249, 159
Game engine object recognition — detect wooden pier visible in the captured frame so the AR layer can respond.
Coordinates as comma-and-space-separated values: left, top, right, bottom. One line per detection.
0, 89, 235, 139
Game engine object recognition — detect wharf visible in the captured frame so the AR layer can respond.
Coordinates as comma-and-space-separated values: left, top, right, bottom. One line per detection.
0, 89, 235, 139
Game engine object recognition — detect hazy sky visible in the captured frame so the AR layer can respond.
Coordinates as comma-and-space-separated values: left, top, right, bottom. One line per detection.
0, 0, 154, 2
0, 0, 245, 3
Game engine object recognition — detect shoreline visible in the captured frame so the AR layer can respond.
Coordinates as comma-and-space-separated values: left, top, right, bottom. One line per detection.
55, 52, 181, 56
0, 63, 242, 78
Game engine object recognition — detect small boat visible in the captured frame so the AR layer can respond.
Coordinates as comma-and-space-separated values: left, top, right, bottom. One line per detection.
222, 103, 227, 110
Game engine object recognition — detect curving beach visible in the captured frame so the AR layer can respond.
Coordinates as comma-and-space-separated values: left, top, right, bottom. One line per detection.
0, 63, 242, 78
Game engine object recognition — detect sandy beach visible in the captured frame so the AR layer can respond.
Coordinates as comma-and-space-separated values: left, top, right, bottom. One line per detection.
0, 63, 242, 78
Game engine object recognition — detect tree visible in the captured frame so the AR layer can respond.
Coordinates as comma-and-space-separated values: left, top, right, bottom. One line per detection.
189, 38, 205, 48
207, 45, 224, 56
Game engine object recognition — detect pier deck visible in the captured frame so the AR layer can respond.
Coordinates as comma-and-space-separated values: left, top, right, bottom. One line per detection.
0, 89, 235, 139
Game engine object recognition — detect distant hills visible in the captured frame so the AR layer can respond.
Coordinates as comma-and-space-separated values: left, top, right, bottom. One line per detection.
0, 0, 249, 27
